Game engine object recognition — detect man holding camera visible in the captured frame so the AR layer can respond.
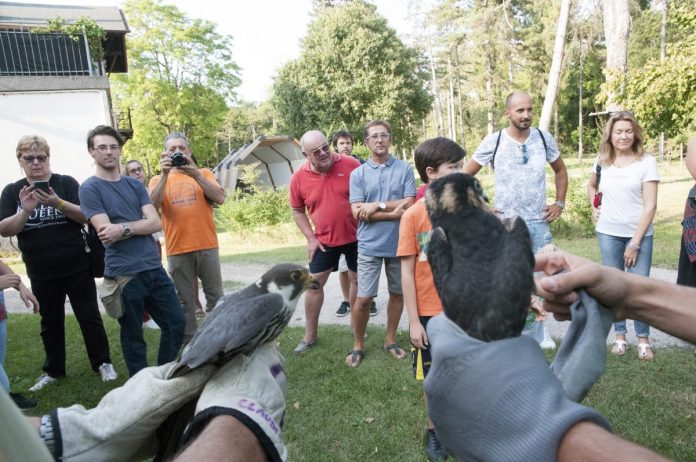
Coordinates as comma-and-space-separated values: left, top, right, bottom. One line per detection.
149, 132, 225, 342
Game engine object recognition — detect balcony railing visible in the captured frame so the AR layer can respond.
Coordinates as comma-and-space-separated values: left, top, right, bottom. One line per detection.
0, 27, 101, 76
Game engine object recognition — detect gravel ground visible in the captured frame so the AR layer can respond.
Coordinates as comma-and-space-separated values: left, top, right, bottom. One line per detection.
5, 263, 692, 350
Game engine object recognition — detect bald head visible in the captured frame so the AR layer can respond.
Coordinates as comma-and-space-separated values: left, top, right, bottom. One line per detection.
505, 91, 532, 109
300, 130, 326, 152
504, 92, 533, 133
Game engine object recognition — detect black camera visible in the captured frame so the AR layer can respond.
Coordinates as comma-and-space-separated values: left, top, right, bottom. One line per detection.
170, 151, 187, 167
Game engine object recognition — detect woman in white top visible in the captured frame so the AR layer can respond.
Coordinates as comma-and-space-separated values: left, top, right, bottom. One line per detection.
587, 111, 659, 360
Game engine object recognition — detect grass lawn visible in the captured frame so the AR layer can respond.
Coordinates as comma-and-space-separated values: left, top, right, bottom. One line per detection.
4, 315, 695, 461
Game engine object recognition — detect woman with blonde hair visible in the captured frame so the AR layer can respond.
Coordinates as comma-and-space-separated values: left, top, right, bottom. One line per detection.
587, 112, 659, 360
0, 135, 117, 390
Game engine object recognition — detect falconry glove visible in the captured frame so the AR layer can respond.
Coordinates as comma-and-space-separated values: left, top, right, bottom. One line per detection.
180, 342, 288, 462
42, 362, 216, 462
424, 314, 612, 462
550, 289, 615, 402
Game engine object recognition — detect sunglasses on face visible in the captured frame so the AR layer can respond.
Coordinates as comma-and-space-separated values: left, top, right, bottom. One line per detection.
306, 144, 330, 158
21, 155, 49, 164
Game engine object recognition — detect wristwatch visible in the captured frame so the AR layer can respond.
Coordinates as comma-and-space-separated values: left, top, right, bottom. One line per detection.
378, 202, 387, 211
554, 200, 565, 209
121, 223, 132, 238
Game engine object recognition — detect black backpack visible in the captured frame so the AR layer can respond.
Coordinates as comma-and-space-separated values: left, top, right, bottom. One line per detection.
491, 128, 548, 169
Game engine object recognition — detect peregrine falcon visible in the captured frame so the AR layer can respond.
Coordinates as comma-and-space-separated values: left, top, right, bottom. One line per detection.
425, 173, 534, 341
167, 263, 319, 378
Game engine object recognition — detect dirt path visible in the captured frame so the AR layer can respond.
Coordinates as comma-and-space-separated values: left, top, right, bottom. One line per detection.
5, 263, 691, 350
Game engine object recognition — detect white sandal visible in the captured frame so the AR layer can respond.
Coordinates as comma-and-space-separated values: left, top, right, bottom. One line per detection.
638, 343, 654, 361
611, 340, 628, 356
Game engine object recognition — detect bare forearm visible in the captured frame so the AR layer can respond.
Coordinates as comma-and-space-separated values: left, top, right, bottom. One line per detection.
623, 273, 696, 344
149, 175, 168, 210
555, 168, 568, 203
0, 209, 30, 236
291, 209, 316, 241
130, 215, 161, 236
559, 421, 671, 462
175, 416, 265, 462
57, 200, 87, 225
195, 174, 225, 205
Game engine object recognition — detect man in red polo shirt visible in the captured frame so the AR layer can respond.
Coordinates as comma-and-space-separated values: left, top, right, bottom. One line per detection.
289, 130, 361, 353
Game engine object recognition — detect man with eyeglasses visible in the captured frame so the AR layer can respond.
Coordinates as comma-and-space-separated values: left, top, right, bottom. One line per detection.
346, 120, 416, 367
463, 91, 568, 350
149, 132, 225, 344
79, 125, 185, 377
0, 135, 117, 391
289, 130, 361, 354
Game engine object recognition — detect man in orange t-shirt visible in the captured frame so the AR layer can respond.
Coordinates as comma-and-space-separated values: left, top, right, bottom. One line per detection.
149, 132, 226, 340
397, 137, 464, 461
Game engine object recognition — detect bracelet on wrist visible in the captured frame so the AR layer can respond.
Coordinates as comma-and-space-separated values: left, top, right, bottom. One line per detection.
57, 199, 66, 210
628, 242, 640, 251
554, 200, 565, 209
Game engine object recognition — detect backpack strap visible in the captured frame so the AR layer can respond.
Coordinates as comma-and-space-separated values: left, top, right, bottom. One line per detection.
536, 128, 548, 155
491, 130, 503, 170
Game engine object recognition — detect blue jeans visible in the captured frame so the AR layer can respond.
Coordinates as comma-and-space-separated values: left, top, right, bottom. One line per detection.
525, 221, 553, 254
597, 232, 653, 338
119, 268, 185, 376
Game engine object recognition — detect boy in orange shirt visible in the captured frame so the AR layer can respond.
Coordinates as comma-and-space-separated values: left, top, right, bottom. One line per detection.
397, 137, 465, 461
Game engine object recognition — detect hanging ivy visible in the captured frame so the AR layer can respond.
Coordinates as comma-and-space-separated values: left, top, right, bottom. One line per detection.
33, 17, 106, 65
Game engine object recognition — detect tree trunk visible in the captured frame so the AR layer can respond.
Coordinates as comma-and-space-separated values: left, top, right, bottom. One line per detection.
658, 0, 668, 161
454, 45, 466, 152
429, 47, 444, 136
603, 0, 631, 108
539, 0, 572, 131
578, 44, 584, 160
447, 54, 456, 141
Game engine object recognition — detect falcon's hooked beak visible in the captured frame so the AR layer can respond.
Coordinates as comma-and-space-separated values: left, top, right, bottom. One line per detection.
303, 273, 320, 290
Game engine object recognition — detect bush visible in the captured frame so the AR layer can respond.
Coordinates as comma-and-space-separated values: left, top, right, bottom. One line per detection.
551, 176, 595, 238
215, 187, 293, 234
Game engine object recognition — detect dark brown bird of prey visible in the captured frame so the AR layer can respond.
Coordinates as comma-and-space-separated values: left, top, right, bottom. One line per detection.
167, 263, 319, 378
425, 173, 534, 341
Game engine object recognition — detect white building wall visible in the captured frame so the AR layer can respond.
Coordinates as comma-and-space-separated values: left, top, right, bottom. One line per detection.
0, 90, 112, 188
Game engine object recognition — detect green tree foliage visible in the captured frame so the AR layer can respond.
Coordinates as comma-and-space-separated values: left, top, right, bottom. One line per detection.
217, 102, 276, 160
610, 0, 696, 138
272, 1, 432, 151
111, 0, 240, 168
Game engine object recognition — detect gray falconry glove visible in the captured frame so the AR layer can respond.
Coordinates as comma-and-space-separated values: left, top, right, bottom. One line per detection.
424, 314, 611, 462
40, 362, 216, 462
179, 342, 288, 462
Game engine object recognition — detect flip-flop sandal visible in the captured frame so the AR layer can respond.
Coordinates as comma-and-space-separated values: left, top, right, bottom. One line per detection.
345, 349, 364, 368
611, 340, 627, 356
638, 343, 654, 361
385, 343, 406, 359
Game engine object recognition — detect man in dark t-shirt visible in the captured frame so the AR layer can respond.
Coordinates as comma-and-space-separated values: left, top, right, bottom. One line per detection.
79, 125, 184, 377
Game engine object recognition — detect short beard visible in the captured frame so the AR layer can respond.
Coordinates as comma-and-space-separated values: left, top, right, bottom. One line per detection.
511, 119, 530, 131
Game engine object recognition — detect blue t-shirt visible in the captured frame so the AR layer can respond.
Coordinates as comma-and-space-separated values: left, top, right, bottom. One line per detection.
349, 155, 416, 257
79, 176, 161, 277
473, 128, 559, 222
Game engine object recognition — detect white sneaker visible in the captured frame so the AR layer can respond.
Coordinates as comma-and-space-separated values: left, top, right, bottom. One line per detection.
29, 373, 58, 392
98, 363, 118, 382
143, 319, 160, 330
540, 327, 556, 350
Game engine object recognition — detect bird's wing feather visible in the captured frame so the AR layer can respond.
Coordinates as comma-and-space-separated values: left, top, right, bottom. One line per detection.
178, 293, 283, 370
427, 226, 453, 290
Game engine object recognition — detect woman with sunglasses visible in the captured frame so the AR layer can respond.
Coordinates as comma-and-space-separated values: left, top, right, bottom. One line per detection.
587, 112, 659, 360
0, 135, 116, 391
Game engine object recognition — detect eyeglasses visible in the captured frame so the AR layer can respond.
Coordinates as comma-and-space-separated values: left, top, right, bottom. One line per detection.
20, 155, 49, 163
520, 144, 529, 164
127, 166, 144, 174
367, 133, 390, 141
92, 144, 122, 153
306, 144, 330, 158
